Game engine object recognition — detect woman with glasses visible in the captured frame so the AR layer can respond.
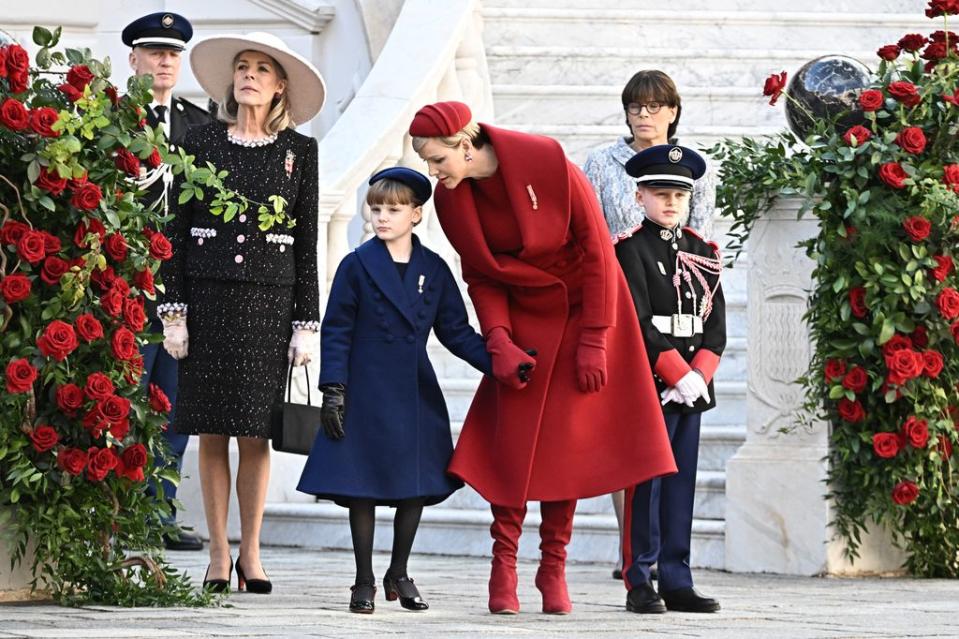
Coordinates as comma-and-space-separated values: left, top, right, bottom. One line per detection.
583, 70, 716, 583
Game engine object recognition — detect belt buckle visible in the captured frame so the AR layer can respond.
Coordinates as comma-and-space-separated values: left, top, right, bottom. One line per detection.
671, 314, 695, 338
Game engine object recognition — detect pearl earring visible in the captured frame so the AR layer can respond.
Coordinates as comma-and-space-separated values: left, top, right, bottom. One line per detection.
465, 152, 473, 162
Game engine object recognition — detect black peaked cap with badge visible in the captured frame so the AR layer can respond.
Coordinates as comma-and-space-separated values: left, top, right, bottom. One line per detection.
122, 12, 193, 51
369, 167, 433, 206
625, 144, 706, 191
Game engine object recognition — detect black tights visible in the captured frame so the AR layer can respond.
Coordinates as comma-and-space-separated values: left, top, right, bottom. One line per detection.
348, 498, 425, 585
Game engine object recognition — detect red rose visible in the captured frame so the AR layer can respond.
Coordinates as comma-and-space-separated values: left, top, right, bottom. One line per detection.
28, 107, 60, 138
930, 29, 959, 43
100, 286, 124, 317
892, 480, 919, 506
17, 229, 46, 264
886, 349, 925, 385
146, 147, 163, 170
134, 268, 155, 295
903, 416, 930, 448
70, 181, 102, 211
111, 327, 137, 361
57, 447, 88, 476
0, 47, 7, 77
879, 162, 908, 189
82, 408, 107, 439
104, 85, 120, 106
923, 350, 945, 378
911, 326, 929, 348
939, 435, 954, 459
877, 44, 901, 61
5, 45, 29, 76
824, 358, 847, 382
148, 383, 172, 414
894, 127, 927, 154
113, 148, 140, 177
860, 89, 885, 112
952, 321, 959, 345
86, 446, 118, 482
0, 273, 31, 303
116, 443, 147, 482
98, 395, 131, 424
34, 166, 68, 196
58, 83, 82, 102
41, 231, 61, 256
5, 358, 37, 393
104, 232, 128, 262
111, 277, 130, 298
73, 218, 106, 248
75, 313, 103, 343
937, 287, 959, 319
763, 71, 787, 106
0, 98, 29, 131
55, 383, 85, 416
837, 398, 866, 423
944, 164, 959, 192
931, 255, 954, 281
29, 425, 59, 453
122, 296, 146, 332
849, 287, 868, 318
109, 417, 130, 440
927, 0, 959, 17
66, 65, 93, 92
873, 432, 901, 459
90, 265, 117, 292
148, 232, 173, 261
123, 353, 144, 386
7, 70, 28, 95
0, 220, 29, 245
37, 319, 79, 361
39, 256, 68, 286
888, 81, 921, 107
922, 41, 954, 63
903, 215, 931, 242
84, 372, 114, 401
843, 125, 872, 146
882, 333, 913, 357
842, 366, 868, 393
897, 34, 928, 52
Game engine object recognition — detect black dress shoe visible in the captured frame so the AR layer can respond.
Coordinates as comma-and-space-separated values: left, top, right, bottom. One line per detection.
625, 582, 666, 614
164, 528, 204, 551
611, 568, 623, 580
650, 566, 658, 581
660, 587, 720, 613
383, 573, 429, 611
350, 582, 376, 614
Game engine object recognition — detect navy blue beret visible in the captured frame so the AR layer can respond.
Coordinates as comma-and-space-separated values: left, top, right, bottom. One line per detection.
368, 167, 432, 205
122, 12, 193, 51
625, 144, 706, 191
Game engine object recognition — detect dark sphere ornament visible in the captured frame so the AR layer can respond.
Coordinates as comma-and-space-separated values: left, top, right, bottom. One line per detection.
785, 55, 872, 141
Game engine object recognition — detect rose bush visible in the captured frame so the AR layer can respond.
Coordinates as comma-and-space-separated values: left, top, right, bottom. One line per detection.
710, 2, 959, 576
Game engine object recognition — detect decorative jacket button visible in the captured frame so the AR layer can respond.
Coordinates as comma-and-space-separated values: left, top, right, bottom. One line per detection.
417, 310, 426, 319
239, 214, 247, 223
406, 335, 415, 343
169, 144, 177, 152
237, 234, 246, 243
685, 291, 692, 298
197, 238, 204, 245
423, 295, 432, 305
688, 345, 695, 352
235, 254, 244, 264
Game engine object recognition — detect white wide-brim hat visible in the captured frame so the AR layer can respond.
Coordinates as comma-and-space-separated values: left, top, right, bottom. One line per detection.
190, 31, 326, 125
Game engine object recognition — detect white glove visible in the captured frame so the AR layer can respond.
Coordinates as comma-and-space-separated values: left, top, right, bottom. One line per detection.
162, 317, 188, 360
660, 387, 685, 406
674, 370, 710, 407
288, 328, 318, 366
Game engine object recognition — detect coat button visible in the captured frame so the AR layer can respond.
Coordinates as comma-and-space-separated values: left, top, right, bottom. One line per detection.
197, 238, 204, 245
376, 306, 385, 315
685, 291, 692, 298
279, 245, 286, 252
169, 144, 177, 152
428, 283, 436, 291
373, 292, 382, 301
239, 214, 247, 223
406, 335, 415, 343
378, 320, 389, 329
423, 295, 432, 305
417, 310, 426, 319
386, 334, 394, 343
688, 345, 695, 352
235, 254, 243, 264
672, 243, 679, 250
237, 234, 245, 243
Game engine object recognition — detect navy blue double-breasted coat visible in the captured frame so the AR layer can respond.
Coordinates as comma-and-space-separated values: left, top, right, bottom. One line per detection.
297, 235, 492, 506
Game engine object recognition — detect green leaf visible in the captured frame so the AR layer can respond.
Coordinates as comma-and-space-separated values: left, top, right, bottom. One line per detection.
38, 196, 55, 212
878, 319, 894, 344
32, 26, 53, 46
178, 189, 194, 205
829, 385, 847, 399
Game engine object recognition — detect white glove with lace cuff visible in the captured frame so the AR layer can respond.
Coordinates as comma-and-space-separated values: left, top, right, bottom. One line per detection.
161, 316, 189, 360
674, 370, 710, 407
288, 328, 318, 366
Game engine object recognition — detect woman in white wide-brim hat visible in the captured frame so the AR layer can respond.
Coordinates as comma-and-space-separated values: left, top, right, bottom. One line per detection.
157, 32, 326, 594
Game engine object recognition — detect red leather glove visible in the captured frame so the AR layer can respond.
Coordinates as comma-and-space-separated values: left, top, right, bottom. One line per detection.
576, 327, 608, 393
486, 326, 536, 390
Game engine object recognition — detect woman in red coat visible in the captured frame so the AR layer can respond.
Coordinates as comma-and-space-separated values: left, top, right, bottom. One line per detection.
410, 101, 676, 615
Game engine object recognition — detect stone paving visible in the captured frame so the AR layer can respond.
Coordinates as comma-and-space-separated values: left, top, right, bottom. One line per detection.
0, 547, 957, 638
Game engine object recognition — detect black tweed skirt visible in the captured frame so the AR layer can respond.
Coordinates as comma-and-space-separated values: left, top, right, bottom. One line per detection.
174, 278, 293, 438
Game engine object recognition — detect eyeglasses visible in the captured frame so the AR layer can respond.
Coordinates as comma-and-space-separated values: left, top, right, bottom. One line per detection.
626, 102, 665, 115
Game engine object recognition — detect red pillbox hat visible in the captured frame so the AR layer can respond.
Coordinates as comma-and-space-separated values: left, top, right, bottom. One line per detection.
409, 101, 473, 137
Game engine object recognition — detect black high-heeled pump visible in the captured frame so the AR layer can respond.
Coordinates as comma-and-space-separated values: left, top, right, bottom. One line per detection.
235, 555, 272, 594
383, 573, 429, 611
350, 581, 376, 614
202, 558, 233, 593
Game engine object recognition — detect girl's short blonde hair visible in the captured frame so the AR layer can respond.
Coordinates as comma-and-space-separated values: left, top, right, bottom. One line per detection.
217, 52, 294, 134
366, 179, 423, 225
411, 121, 487, 153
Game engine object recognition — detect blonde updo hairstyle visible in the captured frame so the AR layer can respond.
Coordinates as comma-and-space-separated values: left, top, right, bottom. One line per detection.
411, 121, 489, 154
217, 50, 295, 134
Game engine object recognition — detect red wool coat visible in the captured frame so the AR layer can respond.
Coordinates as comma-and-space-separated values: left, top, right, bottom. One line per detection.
437, 125, 677, 508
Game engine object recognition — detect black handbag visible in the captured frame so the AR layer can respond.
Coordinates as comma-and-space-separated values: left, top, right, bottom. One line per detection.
271, 363, 323, 455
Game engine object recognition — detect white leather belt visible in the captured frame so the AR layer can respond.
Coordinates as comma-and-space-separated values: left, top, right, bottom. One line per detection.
652, 314, 703, 338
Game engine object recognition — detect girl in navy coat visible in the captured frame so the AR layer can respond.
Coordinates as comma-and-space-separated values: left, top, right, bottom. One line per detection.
297, 167, 491, 614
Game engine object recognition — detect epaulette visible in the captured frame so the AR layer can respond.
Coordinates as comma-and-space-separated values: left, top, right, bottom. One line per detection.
681, 225, 721, 256
611, 223, 643, 246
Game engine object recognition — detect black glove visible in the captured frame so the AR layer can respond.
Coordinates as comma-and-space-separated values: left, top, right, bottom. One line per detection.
320, 383, 346, 440
518, 349, 537, 383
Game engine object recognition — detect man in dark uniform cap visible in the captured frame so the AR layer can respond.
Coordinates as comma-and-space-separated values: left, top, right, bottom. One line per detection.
123, 11, 212, 552
614, 144, 725, 614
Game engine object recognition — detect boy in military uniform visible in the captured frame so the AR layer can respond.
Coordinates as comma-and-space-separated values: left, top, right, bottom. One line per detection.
122, 11, 212, 551
614, 145, 725, 614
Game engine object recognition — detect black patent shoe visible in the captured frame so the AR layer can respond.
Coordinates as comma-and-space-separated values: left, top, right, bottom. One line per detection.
164, 528, 204, 551
611, 568, 623, 580
626, 581, 666, 614
236, 555, 272, 594
383, 573, 429, 611
350, 582, 376, 614
202, 558, 233, 593
660, 587, 720, 613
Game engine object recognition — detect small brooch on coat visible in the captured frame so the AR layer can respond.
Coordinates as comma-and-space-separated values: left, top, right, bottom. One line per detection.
190, 227, 216, 245
266, 232, 295, 253
285, 150, 295, 178
526, 184, 538, 210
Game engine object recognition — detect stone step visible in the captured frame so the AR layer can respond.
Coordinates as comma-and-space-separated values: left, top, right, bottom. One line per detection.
483, 0, 922, 12
485, 45, 874, 90
482, 8, 927, 51
493, 84, 784, 129
260, 502, 725, 568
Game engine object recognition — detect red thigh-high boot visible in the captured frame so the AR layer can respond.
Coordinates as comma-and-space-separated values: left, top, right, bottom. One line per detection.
535, 499, 576, 614
489, 503, 527, 614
